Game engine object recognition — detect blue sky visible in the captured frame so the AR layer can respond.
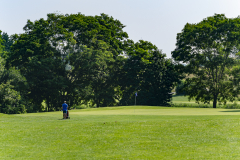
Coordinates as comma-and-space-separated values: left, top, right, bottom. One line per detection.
1, 0, 240, 58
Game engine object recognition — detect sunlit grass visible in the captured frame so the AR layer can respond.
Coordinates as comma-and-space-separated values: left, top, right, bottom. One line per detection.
172, 95, 240, 108
1, 107, 240, 159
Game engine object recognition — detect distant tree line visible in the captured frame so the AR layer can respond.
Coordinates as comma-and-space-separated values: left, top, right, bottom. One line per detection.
0, 13, 181, 113
3, 13, 238, 112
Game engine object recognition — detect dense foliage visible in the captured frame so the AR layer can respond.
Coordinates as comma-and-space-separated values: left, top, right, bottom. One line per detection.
1, 13, 180, 113
172, 14, 240, 108
0, 32, 28, 113
119, 40, 179, 106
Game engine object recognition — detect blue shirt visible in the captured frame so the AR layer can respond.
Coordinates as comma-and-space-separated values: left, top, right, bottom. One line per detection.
62, 103, 68, 111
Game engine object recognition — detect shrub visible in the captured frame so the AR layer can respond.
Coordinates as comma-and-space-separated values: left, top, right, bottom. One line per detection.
171, 103, 212, 108
72, 104, 88, 109
222, 102, 240, 109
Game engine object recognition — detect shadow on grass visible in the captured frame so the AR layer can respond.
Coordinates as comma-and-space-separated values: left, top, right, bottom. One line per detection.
219, 110, 240, 112
58, 118, 71, 120
172, 94, 186, 97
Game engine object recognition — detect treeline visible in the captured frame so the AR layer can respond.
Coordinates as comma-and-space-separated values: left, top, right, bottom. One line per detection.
0, 13, 181, 113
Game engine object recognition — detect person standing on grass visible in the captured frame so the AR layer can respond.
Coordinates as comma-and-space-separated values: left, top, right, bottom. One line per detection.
62, 101, 68, 119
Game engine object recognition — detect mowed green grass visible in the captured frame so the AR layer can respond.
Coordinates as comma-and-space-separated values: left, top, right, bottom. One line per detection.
172, 95, 240, 105
172, 95, 194, 103
2, 106, 240, 159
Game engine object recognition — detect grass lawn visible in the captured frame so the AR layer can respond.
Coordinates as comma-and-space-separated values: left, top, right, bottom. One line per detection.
1, 106, 240, 159
172, 95, 240, 106
172, 95, 193, 103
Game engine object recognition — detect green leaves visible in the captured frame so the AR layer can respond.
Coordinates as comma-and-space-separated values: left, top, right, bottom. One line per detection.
68, 40, 116, 107
0, 56, 26, 114
0, 30, 5, 56
5, 12, 180, 112
1, 32, 13, 55
172, 14, 240, 108
119, 41, 179, 106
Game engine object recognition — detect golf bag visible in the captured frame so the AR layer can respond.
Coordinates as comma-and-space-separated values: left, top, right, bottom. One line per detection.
66, 110, 70, 119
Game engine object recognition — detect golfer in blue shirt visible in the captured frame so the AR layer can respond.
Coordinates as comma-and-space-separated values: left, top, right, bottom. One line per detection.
62, 101, 68, 119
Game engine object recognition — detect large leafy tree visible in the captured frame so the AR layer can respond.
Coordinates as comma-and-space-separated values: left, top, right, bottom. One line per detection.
57, 13, 129, 57
47, 13, 130, 107
172, 14, 240, 108
7, 13, 130, 111
8, 18, 68, 111
68, 40, 115, 107
0, 55, 27, 114
0, 30, 26, 114
119, 40, 179, 106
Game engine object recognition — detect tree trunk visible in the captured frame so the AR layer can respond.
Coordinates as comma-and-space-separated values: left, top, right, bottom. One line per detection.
96, 99, 100, 108
47, 97, 50, 112
213, 95, 217, 108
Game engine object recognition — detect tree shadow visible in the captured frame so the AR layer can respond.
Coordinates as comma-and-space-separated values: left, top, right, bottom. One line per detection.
172, 94, 185, 97
219, 110, 240, 112
58, 118, 71, 120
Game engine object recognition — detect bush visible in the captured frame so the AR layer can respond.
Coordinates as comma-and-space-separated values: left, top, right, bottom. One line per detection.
1, 103, 26, 114
171, 103, 212, 108
222, 102, 240, 109
72, 104, 88, 109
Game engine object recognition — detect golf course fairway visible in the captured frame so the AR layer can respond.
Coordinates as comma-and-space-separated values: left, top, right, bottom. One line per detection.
1, 106, 240, 159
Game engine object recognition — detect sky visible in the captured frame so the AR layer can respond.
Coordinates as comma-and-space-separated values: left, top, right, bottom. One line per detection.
1, 0, 240, 58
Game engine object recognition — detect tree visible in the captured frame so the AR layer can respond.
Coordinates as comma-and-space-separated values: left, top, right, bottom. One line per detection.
7, 13, 131, 111
119, 40, 180, 106
0, 56, 27, 114
172, 14, 240, 108
45, 13, 130, 107
68, 40, 115, 107
1, 32, 13, 53
0, 30, 26, 114
57, 13, 129, 58
140, 54, 179, 106
0, 30, 4, 55
7, 19, 68, 112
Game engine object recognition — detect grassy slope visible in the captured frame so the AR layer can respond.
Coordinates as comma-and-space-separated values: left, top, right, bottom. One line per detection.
1, 106, 240, 159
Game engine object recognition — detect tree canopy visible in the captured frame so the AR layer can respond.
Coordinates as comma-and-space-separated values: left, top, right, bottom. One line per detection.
1, 32, 13, 53
119, 40, 180, 106
1, 13, 180, 113
172, 14, 240, 108
0, 30, 4, 55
